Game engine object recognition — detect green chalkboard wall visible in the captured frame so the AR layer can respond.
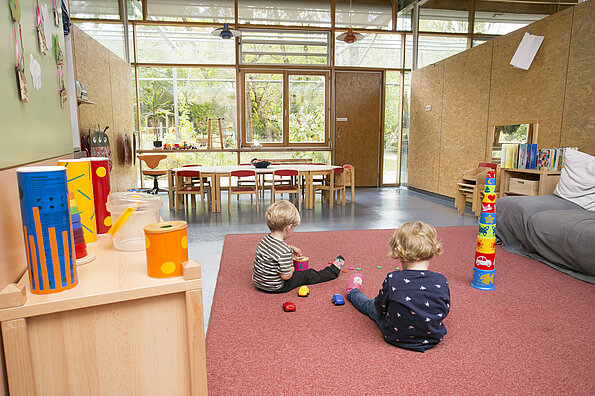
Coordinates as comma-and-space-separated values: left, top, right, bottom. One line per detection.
1, 0, 73, 170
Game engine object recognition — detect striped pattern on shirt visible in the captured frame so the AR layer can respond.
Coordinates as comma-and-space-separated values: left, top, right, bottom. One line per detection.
253, 234, 293, 291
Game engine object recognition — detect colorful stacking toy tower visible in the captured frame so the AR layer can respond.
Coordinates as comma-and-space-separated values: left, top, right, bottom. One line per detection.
471, 170, 496, 291
69, 192, 95, 265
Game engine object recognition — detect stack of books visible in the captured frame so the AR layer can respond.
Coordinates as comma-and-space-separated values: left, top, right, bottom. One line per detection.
501, 144, 577, 170
537, 147, 578, 171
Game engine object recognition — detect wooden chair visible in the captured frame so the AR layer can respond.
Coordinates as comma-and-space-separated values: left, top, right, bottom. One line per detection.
342, 164, 355, 202
138, 154, 168, 194
175, 170, 205, 213
271, 169, 301, 210
228, 170, 259, 213
314, 167, 345, 209
454, 164, 500, 216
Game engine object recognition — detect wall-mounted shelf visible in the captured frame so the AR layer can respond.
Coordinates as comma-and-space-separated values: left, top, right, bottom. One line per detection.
76, 98, 95, 105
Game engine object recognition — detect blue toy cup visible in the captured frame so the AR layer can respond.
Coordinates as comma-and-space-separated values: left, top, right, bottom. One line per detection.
471, 267, 495, 291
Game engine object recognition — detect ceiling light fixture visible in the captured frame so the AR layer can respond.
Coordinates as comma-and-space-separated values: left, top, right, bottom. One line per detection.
211, 23, 241, 39
336, 0, 365, 44
210, 1, 240, 39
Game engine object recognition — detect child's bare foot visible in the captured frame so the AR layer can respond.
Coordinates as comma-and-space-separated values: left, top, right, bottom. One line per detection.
332, 255, 345, 269
346, 273, 363, 295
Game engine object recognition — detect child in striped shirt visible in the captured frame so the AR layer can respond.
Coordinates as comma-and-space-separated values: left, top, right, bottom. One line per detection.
252, 200, 345, 293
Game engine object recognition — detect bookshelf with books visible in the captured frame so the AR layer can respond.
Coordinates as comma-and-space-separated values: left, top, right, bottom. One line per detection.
499, 168, 561, 197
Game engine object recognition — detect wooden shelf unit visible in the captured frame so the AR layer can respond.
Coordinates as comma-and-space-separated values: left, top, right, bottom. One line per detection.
499, 168, 561, 197
0, 236, 207, 396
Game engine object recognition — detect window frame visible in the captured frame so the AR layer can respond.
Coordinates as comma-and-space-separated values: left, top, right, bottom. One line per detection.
239, 69, 330, 148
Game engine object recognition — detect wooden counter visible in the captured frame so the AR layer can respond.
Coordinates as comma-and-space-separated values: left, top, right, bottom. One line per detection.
0, 236, 207, 395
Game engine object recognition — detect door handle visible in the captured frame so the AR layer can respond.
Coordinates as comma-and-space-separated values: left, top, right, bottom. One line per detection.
337, 127, 341, 139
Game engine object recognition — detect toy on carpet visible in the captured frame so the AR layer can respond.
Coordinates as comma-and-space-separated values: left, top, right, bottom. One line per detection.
395, 267, 401, 270
331, 294, 345, 305
342, 270, 348, 273
293, 256, 309, 271
349, 267, 354, 270
298, 286, 310, 297
356, 267, 362, 271
377, 266, 382, 269
283, 302, 296, 312
471, 169, 496, 291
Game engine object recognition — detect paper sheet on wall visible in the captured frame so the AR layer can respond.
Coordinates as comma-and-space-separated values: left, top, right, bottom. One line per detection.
510, 32, 544, 70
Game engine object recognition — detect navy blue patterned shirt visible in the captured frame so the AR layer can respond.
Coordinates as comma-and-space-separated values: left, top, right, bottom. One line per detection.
374, 270, 450, 352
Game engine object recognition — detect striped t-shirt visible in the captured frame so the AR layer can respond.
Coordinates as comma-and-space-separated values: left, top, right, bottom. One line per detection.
253, 234, 293, 291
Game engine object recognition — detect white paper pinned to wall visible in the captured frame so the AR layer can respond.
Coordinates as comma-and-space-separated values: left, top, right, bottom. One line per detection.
510, 32, 544, 70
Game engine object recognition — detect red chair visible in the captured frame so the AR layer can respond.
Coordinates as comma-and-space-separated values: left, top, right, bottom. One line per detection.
271, 169, 301, 210
175, 170, 205, 213
314, 167, 345, 209
228, 170, 259, 213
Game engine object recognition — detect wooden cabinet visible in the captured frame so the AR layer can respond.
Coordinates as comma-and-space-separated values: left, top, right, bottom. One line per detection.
499, 168, 561, 197
0, 237, 207, 396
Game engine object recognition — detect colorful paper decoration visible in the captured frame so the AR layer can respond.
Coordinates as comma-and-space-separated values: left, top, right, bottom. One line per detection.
90, 157, 111, 234
57, 159, 97, 244
144, 221, 188, 278
471, 170, 496, 291
16, 166, 78, 294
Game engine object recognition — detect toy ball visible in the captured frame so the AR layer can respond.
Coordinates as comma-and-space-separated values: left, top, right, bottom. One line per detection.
298, 286, 310, 297
332, 294, 345, 305
283, 302, 296, 312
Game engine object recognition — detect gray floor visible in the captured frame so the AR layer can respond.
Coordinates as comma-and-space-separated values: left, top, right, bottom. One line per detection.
159, 187, 479, 330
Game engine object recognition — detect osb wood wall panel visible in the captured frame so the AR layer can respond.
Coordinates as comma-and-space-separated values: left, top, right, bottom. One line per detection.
438, 43, 493, 197
108, 52, 137, 190
560, 1, 595, 155
73, 27, 136, 192
410, 61, 444, 194
488, 8, 573, 150
334, 72, 382, 186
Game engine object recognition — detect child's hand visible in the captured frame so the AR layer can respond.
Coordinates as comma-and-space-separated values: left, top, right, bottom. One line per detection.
289, 245, 303, 258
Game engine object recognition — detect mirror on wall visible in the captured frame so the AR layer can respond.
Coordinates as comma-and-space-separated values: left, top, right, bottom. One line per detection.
487, 123, 539, 163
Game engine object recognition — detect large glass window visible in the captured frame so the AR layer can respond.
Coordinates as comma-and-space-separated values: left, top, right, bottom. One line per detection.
335, 0, 393, 30
146, 0, 234, 23
242, 71, 328, 147
135, 25, 235, 65
238, 0, 331, 27
417, 35, 467, 69
137, 67, 237, 149
400, 72, 411, 187
383, 71, 401, 185
244, 73, 284, 144
70, 0, 120, 19
419, 0, 469, 33
239, 30, 329, 66
474, 1, 549, 35
289, 75, 326, 144
335, 33, 403, 69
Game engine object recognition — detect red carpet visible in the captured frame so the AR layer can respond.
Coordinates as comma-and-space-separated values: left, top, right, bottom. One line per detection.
206, 227, 595, 395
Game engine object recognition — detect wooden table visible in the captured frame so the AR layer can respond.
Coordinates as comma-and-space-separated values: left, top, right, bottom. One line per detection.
0, 236, 207, 396
172, 165, 341, 212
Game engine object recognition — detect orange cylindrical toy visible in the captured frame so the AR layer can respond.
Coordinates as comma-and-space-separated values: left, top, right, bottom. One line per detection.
144, 221, 188, 278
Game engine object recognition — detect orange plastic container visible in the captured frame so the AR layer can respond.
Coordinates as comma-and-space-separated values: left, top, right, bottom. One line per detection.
144, 221, 188, 278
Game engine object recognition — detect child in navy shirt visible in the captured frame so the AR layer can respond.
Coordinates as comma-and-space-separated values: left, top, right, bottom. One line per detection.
345, 221, 450, 352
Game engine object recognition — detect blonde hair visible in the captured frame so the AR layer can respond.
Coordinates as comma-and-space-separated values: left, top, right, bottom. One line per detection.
388, 221, 443, 263
265, 200, 301, 232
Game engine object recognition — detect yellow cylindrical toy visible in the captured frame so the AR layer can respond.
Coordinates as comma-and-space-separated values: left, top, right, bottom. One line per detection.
57, 158, 97, 244
144, 221, 188, 278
